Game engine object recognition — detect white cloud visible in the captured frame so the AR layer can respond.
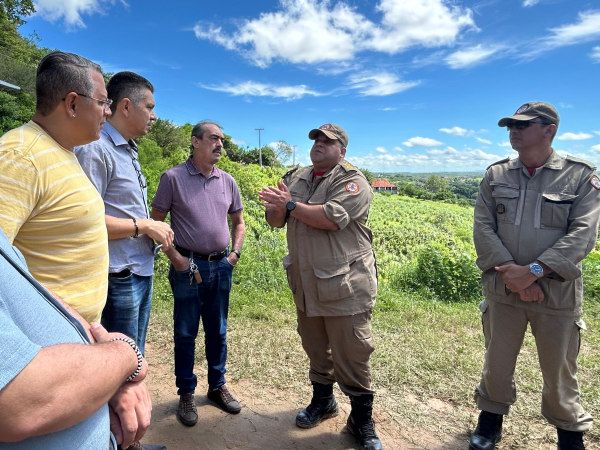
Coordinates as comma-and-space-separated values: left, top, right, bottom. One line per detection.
392, 146, 404, 152
476, 137, 492, 145
403, 137, 444, 147
593, 131, 600, 136
199, 81, 324, 101
558, 102, 573, 108
194, 0, 475, 68
556, 132, 594, 141
592, 144, 600, 154
347, 146, 502, 171
33, 0, 124, 28
498, 141, 512, 147
376, 147, 387, 153
523, 0, 540, 7
591, 46, 600, 63
380, 107, 397, 111
445, 45, 502, 69
231, 138, 247, 146
439, 126, 468, 136
347, 72, 420, 96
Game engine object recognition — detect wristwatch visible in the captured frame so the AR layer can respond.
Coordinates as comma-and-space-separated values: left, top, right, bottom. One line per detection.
231, 249, 241, 258
285, 200, 296, 219
529, 262, 544, 278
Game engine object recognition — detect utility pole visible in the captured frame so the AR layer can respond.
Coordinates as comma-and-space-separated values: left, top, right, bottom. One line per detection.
255, 128, 264, 167
292, 145, 297, 166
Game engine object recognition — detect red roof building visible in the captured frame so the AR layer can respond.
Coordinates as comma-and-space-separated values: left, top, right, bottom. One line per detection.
372, 179, 398, 193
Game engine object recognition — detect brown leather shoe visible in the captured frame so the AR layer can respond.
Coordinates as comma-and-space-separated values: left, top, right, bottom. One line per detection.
121, 441, 167, 450
177, 393, 198, 426
207, 385, 242, 414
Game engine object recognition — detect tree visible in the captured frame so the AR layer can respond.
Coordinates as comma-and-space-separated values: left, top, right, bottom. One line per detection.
271, 140, 292, 166
0, 90, 35, 135
242, 146, 276, 167
425, 175, 448, 193
143, 119, 189, 158
359, 167, 374, 184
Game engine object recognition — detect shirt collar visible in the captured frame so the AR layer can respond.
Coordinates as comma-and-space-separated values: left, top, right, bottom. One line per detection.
185, 157, 221, 178
102, 122, 138, 153
510, 149, 563, 170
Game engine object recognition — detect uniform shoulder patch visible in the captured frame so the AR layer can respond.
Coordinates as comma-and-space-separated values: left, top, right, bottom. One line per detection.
566, 155, 597, 170
282, 165, 300, 180
591, 175, 600, 190
486, 157, 511, 170
345, 181, 360, 194
340, 159, 358, 172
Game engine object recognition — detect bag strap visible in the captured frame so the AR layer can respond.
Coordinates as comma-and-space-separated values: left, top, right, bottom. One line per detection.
0, 245, 90, 343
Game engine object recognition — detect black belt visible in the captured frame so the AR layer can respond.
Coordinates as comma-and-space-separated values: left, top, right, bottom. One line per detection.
175, 245, 227, 261
109, 268, 131, 278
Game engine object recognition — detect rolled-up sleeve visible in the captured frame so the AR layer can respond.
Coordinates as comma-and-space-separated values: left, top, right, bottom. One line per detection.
323, 174, 373, 230
473, 172, 514, 272
538, 170, 600, 281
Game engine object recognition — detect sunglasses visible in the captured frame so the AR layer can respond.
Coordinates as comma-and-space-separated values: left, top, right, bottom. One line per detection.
506, 119, 550, 130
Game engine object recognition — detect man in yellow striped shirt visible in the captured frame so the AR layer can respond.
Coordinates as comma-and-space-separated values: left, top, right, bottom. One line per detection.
0, 52, 111, 324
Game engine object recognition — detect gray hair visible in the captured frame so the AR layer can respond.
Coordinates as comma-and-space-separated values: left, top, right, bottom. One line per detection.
36, 51, 102, 116
191, 121, 223, 139
106, 71, 154, 115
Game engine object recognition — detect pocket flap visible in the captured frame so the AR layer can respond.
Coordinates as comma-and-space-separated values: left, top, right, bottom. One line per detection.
282, 255, 292, 269
542, 193, 578, 203
492, 187, 520, 199
313, 261, 351, 279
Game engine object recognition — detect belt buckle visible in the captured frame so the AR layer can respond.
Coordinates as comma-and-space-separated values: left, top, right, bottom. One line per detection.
208, 252, 219, 262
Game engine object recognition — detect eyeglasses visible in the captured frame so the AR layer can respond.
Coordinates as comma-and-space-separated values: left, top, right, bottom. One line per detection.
505, 119, 549, 130
62, 93, 113, 111
131, 157, 147, 190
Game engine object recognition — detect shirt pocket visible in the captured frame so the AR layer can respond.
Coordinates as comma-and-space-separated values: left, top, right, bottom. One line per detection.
540, 193, 577, 230
492, 186, 520, 224
313, 261, 355, 302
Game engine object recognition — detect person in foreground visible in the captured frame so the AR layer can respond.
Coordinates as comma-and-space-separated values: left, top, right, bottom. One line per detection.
151, 121, 245, 427
0, 226, 154, 450
259, 124, 382, 450
471, 102, 600, 450
0, 51, 110, 324
75, 71, 174, 356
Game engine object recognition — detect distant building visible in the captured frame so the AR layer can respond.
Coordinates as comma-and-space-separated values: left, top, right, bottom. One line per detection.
372, 179, 398, 194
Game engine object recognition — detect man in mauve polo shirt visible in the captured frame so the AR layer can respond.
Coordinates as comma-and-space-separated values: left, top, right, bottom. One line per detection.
151, 121, 245, 428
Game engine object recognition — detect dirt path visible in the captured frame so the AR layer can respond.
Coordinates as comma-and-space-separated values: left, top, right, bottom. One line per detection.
140, 345, 469, 450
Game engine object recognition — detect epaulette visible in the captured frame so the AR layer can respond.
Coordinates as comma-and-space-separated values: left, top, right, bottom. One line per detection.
282, 165, 300, 179
339, 159, 358, 172
566, 155, 597, 170
486, 157, 510, 170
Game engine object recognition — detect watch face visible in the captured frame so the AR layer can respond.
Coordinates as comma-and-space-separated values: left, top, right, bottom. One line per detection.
530, 263, 543, 275
286, 201, 296, 211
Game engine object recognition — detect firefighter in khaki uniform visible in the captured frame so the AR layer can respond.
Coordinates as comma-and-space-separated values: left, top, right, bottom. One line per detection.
470, 102, 600, 450
259, 124, 381, 450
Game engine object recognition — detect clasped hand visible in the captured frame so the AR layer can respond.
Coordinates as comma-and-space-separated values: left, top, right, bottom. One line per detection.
259, 181, 292, 210
495, 263, 544, 303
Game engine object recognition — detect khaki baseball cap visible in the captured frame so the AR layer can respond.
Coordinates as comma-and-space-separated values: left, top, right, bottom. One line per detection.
498, 102, 560, 127
308, 123, 348, 147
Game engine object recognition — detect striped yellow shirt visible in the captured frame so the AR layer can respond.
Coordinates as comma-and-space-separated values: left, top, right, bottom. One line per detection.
0, 121, 108, 322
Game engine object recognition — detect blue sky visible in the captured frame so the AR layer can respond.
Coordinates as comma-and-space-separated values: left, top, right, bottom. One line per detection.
21, 0, 600, 172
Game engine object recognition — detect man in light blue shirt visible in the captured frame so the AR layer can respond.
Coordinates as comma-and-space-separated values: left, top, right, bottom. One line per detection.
0, 227, 152, 450
76, 72, 173, 357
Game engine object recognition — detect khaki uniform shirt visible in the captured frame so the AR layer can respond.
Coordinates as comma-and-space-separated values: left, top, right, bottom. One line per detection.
282, 160, 377, 317
474, 150, 600, 316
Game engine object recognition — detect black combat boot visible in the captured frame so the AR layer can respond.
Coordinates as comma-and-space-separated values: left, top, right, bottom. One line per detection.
347, 394, 383, 450
469, 411, 503, 450
295, 382, 339, 428
557, 428, 586, 450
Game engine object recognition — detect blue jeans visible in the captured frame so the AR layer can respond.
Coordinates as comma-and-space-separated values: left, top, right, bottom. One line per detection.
102, 273, 153, 355
169, 256, 234, 394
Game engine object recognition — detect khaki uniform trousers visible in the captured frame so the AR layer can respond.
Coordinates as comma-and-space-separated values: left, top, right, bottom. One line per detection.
296, 308, 375, 396
475, 300, 592, 432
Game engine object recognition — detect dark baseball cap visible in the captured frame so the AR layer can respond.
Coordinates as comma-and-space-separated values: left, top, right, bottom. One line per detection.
308, 123, 348, 147
498, 102, 560, 127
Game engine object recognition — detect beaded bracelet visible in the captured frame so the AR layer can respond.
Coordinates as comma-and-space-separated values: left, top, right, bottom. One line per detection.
132, 218, 139, 238
110, 336, 143, 381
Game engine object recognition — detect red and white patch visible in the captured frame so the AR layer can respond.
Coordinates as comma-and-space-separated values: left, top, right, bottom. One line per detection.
345, 181, 360, 194
319, 124, 332, 130
591, 175, 600, 190
514, 104, 530, 114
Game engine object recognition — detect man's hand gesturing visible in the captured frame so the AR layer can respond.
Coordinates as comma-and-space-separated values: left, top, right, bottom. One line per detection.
259, 181, 292, 211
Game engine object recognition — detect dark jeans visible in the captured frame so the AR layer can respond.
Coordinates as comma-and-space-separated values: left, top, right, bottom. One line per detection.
169, 256, 234, 395
102, 273, 153, 355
